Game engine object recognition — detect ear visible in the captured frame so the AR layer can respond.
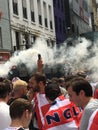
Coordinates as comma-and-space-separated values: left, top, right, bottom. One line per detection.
39, 81, 44, 89
24, 109, 29, 118
79, 90, 85, 97
39, 81, 43, 86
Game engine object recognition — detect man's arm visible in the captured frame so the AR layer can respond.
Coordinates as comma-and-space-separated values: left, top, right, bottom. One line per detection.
37, 54, 44, 73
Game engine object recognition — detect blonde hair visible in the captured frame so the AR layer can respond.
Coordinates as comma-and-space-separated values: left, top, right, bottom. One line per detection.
13, 79, 28, 90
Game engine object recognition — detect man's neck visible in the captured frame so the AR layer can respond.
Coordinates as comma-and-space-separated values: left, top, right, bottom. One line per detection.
82, 97, 93, 109
10, 119, 23, 128
0, 98, 7, 103
39, 86, 45, 94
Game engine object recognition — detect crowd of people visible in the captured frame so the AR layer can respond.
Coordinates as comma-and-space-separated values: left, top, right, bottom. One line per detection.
0, 56, 98, 130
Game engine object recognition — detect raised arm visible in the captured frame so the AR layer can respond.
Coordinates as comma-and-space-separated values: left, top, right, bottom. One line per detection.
37, 54, 44, 73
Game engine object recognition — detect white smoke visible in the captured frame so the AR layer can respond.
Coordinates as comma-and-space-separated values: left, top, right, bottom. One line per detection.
86, 42, 98, 81
0, 37, 98, 81
0, 38, 55, 77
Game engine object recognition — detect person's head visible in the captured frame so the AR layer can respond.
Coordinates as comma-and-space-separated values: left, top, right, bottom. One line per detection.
0, 81, 12, 102
3, 79, 13, 90
10, 98, 33, 128
45, 82, 61, 103
58, 77, 65, 87
29, 72, 46, 93
66, 77, 93, 108
64, 75, 78, 89
12, 79, 28, 98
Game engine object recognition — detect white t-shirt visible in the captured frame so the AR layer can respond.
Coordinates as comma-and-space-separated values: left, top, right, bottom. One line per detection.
0, 102, 11, 130
4, 127, 27, 130
4, 127, 19, 130
80, 98, 98, 130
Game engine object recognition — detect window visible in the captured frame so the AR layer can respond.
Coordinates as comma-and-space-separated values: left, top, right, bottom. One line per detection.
31, 35, 36, 44
37, 0, 42, 25
45, 18, 48, 27
43, 2, 48, 27
13, 0, 18, 15
83, 0, 88, 12
23, 7, 27, 19
0, 27, 2, 47
22, 0, 27, 19
50, 21, 53, 29
15, 31, 20, 50
31, 11, 35, 22
49, 5, 53, 29
30, 0, 35, 22
39, 15, 42, 25
23, 34, 29, 49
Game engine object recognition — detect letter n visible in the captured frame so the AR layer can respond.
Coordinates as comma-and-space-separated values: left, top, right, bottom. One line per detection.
46, 113, 60, 124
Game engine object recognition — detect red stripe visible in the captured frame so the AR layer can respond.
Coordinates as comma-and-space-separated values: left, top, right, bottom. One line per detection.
35, 93, 50, 130
89, 111, 98, 130
44, 100, 82, 129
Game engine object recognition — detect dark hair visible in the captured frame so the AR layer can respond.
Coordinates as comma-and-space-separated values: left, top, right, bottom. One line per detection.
0, 82, 12, 98
64, 75, 79, 89
32, 72, 46, 85
64, 75, 78, 83
45, 82, 61, 101
67, 77, 93, 96
3, 79, 13, 90
10, 98, 33, 119
58, 78, 64, 84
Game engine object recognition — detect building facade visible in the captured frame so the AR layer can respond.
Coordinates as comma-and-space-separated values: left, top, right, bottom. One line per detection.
9, 0, 56, 51
90, 0, 98, 31
53, 0, 67, 45
65, 0, 92, 38
0, 0, 12, 62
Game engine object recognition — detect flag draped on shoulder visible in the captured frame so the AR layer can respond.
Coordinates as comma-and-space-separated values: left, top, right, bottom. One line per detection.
35, 93, 50, 130
43, 95, 82, 130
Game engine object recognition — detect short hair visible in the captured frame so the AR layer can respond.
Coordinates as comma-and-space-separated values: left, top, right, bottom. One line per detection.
13, 79, 28, 89
32, 72, 46, 85
45, 82, 61, 101
58, 77, 64, 84
3, 79, 13, 90
12, 79, 28, 92
67, 77, 93, 96
64, 75, 79, 89
10, 98, 33, 119
0, 82, 12, 98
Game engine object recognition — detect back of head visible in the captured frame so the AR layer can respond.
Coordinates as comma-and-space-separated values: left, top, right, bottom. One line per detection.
67, 77, 93, 96
0, 81, 12, 98
58, 77, 64, 84
10, 98, 33, 119
13, 79, 28, 91
45, 82, 61, 101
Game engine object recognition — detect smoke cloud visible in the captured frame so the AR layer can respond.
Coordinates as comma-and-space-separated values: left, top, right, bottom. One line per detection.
0, 37, 98, 81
